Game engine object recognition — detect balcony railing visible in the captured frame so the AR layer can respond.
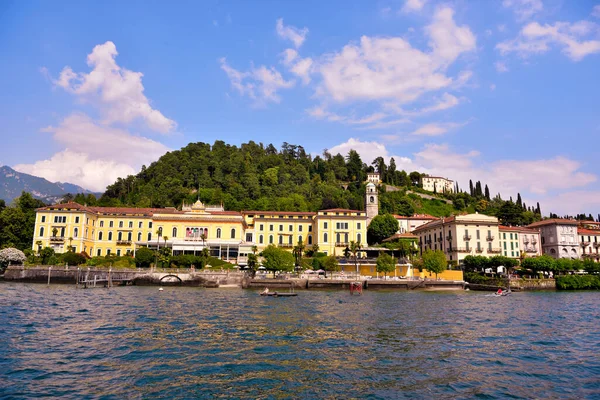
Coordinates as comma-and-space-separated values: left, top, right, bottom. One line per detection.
476, 248, 484, 253
486, 235, 495, 241
50, 236, 65, 242
532, 239, 538, 244
446, 235, 452, 241
455, 247, 470, 253
335, 242, 350, 247
523, 238, 529, 244
117, 240, 132, 245
184, 237, 206, 242
581, 241, 591, 246
278, 243, 293, 248
594, 243, 600, 248
488, 248, 502, 253
463, 235, 471, 241
446, 247, 454, 253
526, 247, 538, 253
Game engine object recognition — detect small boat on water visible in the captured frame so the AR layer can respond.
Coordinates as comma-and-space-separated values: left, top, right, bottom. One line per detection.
260, 292, 298, 297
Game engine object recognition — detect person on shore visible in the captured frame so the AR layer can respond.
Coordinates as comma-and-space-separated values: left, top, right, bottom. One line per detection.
261, 287, 269, 295
497, 288, 503, 295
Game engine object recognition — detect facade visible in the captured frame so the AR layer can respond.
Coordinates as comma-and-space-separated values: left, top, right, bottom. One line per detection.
578, 227, 600, 262
527, 219, 579, 259
498, 226, 541, 259
420, 176, 454, 193
366, 172, 380, 184
413, 213, 501, 264
395, 213, 438, 234
365, 182, 379, 225
33, 200, 367, 264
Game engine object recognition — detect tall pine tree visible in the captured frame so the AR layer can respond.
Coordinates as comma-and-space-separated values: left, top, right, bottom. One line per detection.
469, 180, 473, 196
484, 184, 490, 200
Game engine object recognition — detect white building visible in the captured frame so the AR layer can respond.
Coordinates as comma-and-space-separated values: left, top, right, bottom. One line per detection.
395, 214, 438, 233
420, 176, 454, 193
527, 219, 579, 259
578, 227, 600, 262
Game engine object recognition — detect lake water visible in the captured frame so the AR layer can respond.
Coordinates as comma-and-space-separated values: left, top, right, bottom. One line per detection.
1, 283, 599, 399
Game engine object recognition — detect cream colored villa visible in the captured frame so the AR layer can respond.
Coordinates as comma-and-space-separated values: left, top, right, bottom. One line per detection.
420, 176, 454, 193
412, 213, 501, 263
32, 200, 368, 265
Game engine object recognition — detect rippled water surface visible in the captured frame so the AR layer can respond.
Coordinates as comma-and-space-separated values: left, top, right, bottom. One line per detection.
1, 283, 599, 399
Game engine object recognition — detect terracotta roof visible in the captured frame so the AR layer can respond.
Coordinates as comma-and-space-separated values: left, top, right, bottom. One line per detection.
527, 218, 578, 228
37, 201, 90, 211
578, 228, 600, 235
411, 213, 438, 220
319, 208, 363, 213
393, 215, 409, 219
499, 225, 539, 232
382, 233, 419, 242
209, 211, 243, 216
242, 211, 316, 216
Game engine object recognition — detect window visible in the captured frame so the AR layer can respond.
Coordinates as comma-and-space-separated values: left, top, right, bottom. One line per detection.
324, 233, 328, 243
139, 222, 142, 228
231, 228, 236, 239
108, 232, 113, 241
173, 227, 177, 238
269, 225, 274, 231
119, 221, 123, 228
308, 235, 312, 245
279, 225, 283, 232
503, 242, 507, 249
510, 233, 513, 240
129, 221, 133, 228
288, 235, 292, 244
117, 250, 121, 256
308, 225, 312, 232
357, 233, 362, 243
74, 228, 78, 238
106, 249, 111, 256
86, 218, 89, 224
324, 222, 328, 229
39, 227, 44, 237
149, 222, 153, 229
260, 224, 264, 231
476, 230, 480, 240
75, 216, 80, 223
299, 235, 302, 244
148, 232, 152, 241
289, 225, 293, 232
279, 235, 283, 244
299, 225, 303, 232
97, 249, 101, 256
269, 235, 274, 244
357, 223, 361, 230
128, 232, 132, 241
217, 228, 222, 239
99, 232, 103, 241
246, 233, 252, 242
259, 235, 264, 244
138, 232, 142, 241
100, 221, 104, 228
118, 232, 122, 241
109, 221, 114, 228
336, 233, 341, 243
41, 216, 46, 223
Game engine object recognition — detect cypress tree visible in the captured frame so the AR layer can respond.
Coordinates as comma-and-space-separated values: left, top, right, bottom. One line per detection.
475, 181, 482, 197
516, 193, 523, 208
484, 184, 490, 200
469, 180, 473, 196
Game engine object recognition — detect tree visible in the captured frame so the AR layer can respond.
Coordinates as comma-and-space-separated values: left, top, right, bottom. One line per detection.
261, 245, 295, 275
484, 185, 490, 201
321, 255, 340, 278
367, 214, 399, 245
462, 255, 490, 272
39, 247, 55, 265
247, 253, 258, 276
376, 252, 395, 277
0, 247, 26, 269
469, 180, 474, 196
135, 247, 155, 268
349, 240, 362, 277
292, 238, 306, 268
422, 249, 447, 279
63, 252, 86, 266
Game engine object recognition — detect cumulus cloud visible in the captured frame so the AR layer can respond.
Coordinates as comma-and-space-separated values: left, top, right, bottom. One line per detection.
593, 5, 600, 19
401, 0, 427, 13
497, 20, 600, 61
220, 58, 295, 105
495, 61, 509, 73
502, 0, 543, 21
324, 139, 599, 215
13, 113, 170, 192
276, 18, 309, 48
54, 41, 176, 133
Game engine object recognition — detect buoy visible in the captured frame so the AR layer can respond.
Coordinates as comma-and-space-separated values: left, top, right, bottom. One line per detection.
159, 287, 164, 291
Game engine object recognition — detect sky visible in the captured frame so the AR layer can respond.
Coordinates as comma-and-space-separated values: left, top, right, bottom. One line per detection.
1, 0, 599, 216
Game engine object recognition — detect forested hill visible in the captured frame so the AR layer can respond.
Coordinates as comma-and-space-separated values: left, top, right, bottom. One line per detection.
100, 141, 373, 212
98, 140, 546, 225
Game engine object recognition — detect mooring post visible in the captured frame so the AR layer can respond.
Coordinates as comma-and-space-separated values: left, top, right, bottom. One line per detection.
76, 267, 80, 288
108, 267, 112, 288
47, 266, 52, 285
84, 267, 90, 289
94, 275, 97, 288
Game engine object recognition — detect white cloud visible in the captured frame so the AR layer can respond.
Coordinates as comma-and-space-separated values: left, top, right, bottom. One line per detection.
281, 48, 298, 65
495, 61, 509, 72
502, 0, 543, 21
54, 41, 176, 133
410, 121, 464, 136
490, 83, 497, 91
497, 20, 600, 61
317, 7, 475, 105
276, 18, 308, 48
290, 57, 313, 84
593, 5, 600, 19
220, 58, 295, 105
539, 191, 600, 216
401, 0, 427, 13
14, 113, 169, 192
325, 138, 415, 170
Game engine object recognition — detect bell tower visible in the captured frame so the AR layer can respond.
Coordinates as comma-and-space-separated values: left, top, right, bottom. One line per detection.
366, 181, 379, 225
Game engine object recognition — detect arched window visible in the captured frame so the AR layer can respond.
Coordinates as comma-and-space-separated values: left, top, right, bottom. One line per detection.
324, 233, 328, 243
357, 233, 362, 244
259, 235, 264, 244
231, 228, 236, 239
308, 235, 312, 245
99, 232, 103, 241
138, 232, 142, 241
269, 235, 274, 244
108, 232, 113, 241
148, 232, 152, 241
299, 235, 302, 244
172, 227, 177, 238
217, 228, 221, 239
39, 227, 44, 237
74, 228, 79, 238
279, 235, 283, 244
288, 235, 292, 244
550, 248, 555, 254
336, 233, 341, 243
127, 232, 132, 241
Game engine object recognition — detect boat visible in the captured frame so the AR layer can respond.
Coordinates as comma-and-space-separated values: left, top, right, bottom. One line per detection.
260, 292, 298, 297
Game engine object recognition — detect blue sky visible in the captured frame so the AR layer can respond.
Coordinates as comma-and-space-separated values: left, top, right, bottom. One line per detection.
1, 0, 599, 216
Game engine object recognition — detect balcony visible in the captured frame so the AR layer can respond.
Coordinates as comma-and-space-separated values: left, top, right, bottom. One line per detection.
446, 247, 454, 253
581, 241, 591, 247
50, 236, 65, 242
446, 235, 453, 241
532, 239, 538, 244
455, 247, 470, 253
335, 242, 350, 247
526, 247, 538, 253
486, 235, 495, 241
594, 243, 600, 248
581, 253, 594, 258
476, 248, 484, 253
488, 248, 502, 253
184, 237, 207, 242
278, 243, 293, 248
463, 235, 471, 241
523, 237, 529, 244
117, 240, 132, 245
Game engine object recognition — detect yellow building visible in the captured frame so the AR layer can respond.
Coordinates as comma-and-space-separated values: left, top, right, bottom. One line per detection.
33, 201, 368, 264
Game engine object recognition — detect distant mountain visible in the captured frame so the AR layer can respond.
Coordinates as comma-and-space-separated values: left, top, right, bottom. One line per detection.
0, 166, 100, 204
